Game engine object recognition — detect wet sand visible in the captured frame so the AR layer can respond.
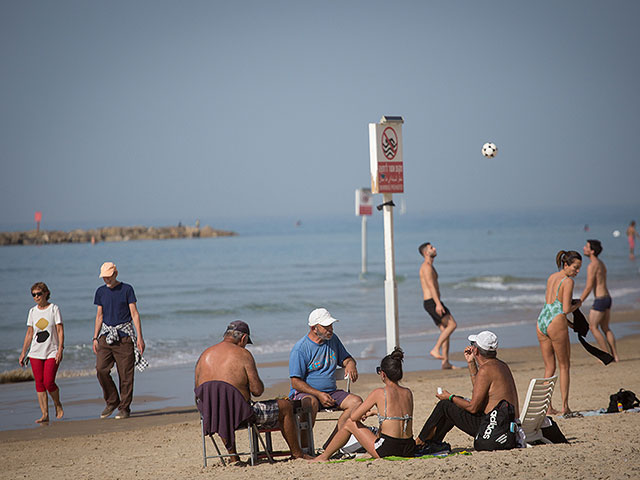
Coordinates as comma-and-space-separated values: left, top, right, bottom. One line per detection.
1, 313, 639, 479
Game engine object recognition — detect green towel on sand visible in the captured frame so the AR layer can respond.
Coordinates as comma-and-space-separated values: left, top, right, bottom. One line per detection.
326, 451, 471, 463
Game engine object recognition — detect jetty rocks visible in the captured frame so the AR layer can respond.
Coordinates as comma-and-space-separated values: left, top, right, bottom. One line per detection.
0, 225, 236, 246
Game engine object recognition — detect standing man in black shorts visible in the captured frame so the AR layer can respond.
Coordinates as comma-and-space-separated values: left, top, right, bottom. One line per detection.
419, 243, 457, 369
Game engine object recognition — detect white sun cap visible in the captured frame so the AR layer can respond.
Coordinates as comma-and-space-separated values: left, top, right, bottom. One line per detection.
308, 308, 340, 327
468, 331, 498, 351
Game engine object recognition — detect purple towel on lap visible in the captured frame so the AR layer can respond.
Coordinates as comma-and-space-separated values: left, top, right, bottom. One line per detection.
195, 380, 254, 449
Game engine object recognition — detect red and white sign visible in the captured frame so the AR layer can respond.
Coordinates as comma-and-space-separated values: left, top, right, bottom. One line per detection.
355, 188, 373, 216
369, 122, 403, 194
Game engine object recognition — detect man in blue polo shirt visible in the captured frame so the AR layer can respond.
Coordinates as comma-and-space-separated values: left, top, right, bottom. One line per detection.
92, 262, 145, 419
289, 308, 362, 442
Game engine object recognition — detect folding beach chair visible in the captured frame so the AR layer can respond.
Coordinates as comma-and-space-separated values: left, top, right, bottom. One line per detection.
199, 405, 315, 466
518, 375, 558, 446
196, 380, 314, 466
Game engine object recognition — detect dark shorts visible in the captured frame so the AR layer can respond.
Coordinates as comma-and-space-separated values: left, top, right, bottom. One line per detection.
374, 433, 416, 458
424, 299, 451, 327
251, 399, 280, 429
592, 296, 612, 312
289, 389, 350, 408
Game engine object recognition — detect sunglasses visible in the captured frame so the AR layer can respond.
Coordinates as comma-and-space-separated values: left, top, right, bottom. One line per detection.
32, 291, 43, 297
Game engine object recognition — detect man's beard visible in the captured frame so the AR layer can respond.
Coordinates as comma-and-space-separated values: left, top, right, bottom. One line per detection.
315, 328, 332, 342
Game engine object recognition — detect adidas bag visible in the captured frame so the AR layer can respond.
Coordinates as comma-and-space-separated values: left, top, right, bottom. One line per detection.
474, 399, 517, 451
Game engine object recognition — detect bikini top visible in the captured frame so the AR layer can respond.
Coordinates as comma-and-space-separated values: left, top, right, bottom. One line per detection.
377, 387, 412, 434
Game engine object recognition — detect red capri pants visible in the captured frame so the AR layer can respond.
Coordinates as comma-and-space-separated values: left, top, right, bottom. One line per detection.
30, 358, 59, 393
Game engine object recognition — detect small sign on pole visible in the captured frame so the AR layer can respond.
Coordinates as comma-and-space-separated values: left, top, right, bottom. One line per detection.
355, 188, 373, 216
355, 188, 372, 275
34, 211, 42, 233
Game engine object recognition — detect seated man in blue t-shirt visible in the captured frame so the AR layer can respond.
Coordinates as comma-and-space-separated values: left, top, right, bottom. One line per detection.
289, 308, 362, 442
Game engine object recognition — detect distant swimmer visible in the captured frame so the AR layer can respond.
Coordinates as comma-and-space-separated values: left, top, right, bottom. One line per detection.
626, 221, 639, 259
419, 242, 458, 369
580, 240, 619, 362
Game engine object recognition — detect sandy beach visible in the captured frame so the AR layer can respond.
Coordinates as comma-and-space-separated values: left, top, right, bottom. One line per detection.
1, 312, 639, 480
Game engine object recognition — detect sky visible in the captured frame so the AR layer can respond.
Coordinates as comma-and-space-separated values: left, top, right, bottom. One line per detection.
1, 0, 639, 228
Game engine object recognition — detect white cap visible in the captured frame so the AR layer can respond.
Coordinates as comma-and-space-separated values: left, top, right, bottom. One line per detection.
468, 331, 498, 351
308, 308, 340, 327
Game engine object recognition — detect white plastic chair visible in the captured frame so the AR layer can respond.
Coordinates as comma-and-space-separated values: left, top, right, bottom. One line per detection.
518, 375, 558, 446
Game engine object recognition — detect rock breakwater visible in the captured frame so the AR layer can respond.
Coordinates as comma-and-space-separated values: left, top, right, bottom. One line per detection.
0, 225, 236, 246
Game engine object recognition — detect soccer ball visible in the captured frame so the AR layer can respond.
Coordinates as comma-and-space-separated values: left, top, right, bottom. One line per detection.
482, 142, 498, 158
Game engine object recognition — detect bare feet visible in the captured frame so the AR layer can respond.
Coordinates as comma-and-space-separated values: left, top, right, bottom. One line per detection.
429, 349, 444, 360
547, 406, 560, 415
441, 362, 459, 370
55, 403, 64, 419
293, 454, 315, 460
35, 415, 49, 424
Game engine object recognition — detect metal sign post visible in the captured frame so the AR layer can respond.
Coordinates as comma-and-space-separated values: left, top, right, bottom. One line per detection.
355, 188, 373, 275
369, 116, 404, 354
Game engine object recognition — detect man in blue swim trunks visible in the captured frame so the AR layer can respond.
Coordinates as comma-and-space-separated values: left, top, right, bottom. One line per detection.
289, 308, 362, 440
579, 240, 619, 362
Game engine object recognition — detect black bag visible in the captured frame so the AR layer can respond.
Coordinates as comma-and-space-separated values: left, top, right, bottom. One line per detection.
606, 389, 640, 413
540, 418, 568, 443
474, 400, 517, 451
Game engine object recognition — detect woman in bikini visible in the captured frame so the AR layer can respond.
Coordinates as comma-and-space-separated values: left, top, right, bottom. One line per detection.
537, 250, 582, 416
312, 348, 414, 461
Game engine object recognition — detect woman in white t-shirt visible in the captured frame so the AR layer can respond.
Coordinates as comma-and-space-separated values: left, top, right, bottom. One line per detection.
18, 282, 64, 423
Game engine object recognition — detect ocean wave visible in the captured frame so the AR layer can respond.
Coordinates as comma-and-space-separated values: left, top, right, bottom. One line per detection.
453, 275, 541, 292
609, 286, 640, 298
456, 293, 543, 306
174, 308, 237, 317
0, 367, 97, 384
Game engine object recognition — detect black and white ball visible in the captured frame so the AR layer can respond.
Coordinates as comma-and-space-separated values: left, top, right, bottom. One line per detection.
482, 142, 498, 158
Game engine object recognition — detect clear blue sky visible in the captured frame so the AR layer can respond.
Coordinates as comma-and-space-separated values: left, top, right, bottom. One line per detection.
1, 1, 639, 227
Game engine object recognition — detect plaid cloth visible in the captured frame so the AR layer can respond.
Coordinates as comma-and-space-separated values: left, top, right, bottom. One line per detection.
99, 322, 149, 372
251, 399, 280, 429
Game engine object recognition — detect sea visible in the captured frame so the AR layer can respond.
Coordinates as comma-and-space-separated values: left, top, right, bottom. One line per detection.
1, 206, 639, 430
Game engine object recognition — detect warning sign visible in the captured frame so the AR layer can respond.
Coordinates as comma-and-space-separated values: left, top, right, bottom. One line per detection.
369, 121, 403, 194
355, 188, 373, 216
381, 127, 398, 160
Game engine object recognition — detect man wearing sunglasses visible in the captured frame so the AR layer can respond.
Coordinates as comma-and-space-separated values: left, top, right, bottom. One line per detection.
415, 331, 519, 447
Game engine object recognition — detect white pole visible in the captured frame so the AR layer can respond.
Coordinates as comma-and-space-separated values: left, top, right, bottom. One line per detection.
382, 192, 399, 354
361, 215, 367, 275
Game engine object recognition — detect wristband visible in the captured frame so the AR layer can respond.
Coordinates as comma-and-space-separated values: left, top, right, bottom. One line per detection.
449, 394, 455, 402
92, 337, 98, 341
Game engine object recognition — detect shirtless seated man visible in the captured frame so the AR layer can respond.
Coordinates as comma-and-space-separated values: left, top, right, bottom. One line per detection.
416, 331, 519, 446
195, 321, 312, 460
